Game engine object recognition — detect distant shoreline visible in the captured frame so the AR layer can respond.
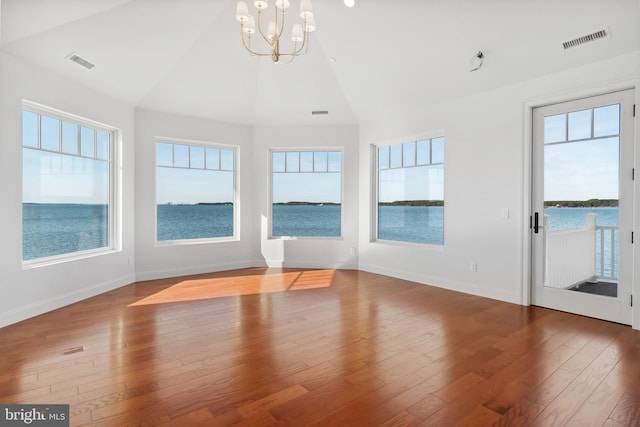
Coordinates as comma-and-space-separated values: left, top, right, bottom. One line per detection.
378, 200, 444, 207
544, 199, 618, 208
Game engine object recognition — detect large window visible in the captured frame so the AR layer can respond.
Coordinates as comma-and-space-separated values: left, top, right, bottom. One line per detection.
271, 150, 342, 237
376, 137, 444, 244
22, 104, 116, 262
156, 140, 237, 242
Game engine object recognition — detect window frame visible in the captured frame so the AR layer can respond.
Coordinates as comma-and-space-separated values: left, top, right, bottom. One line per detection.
21, 101, 120, 268
154, 137, 239, 245
269, 147, 344, 240
373, 133, 445, 247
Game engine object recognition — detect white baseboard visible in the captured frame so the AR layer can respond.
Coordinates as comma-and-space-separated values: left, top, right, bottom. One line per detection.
358, 263, 519, 304
134, 260, 264, 282
0, 273, 135, 329
264, 259, 358, 270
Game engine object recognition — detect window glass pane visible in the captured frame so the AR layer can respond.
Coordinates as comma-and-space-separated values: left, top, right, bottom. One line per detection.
416, 139, 430, 165
22, 111, 38, 148
314, 151, 328, 172
378, 165, 444, 245
80, 126, 95, 157
156, 141, 236, 242
377, 138, 444, 245
431, 137, 444, 164
190, 145, 205, 169
403, 142, 416, 167
378, 146, 390, 169
23, 116, 111, 262
300, 151, 314, 172
206, 148, 220, 170
593, 104, 620, 138
157, 168, 234, 240
568, 109, 592, 141
286, 152, 300, 172
173, 144, 189, 168
272, 150, 342, 237
272, 152, 286, 172
96, 131, 109, 160
328, 152, 341, 172
220, 149, 234, 171
272, 174, 341, 237
41, 116, 60, 152
62, 122, 78, 155
544, 114, 566, 144
390, 144, 402, 168
157, 143, 173, 167
544, 137, 619, 201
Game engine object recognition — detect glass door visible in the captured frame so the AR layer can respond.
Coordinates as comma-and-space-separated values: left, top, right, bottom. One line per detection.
531, 89, 634, 324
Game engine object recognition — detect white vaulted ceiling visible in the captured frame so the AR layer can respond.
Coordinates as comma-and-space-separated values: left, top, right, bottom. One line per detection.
1, 0, 639, 127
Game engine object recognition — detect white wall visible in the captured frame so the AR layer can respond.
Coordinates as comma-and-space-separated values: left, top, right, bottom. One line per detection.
2, 48, 638, 329
0, 52, 136, 328
134, 109, 255, 280
358, 51, 640, 314
252, 125, 359, 269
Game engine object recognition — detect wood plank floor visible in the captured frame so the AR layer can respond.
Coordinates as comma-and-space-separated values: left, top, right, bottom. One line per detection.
1, 268, 640, 426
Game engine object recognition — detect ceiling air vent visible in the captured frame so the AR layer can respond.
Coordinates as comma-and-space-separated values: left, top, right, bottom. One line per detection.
66, 52, 95, 70
562, 29, 608, 50
311, 110, 329, 115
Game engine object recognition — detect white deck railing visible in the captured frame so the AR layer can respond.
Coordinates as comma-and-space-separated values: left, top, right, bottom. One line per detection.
543, 214, 597, 289
595, 225, 617, 281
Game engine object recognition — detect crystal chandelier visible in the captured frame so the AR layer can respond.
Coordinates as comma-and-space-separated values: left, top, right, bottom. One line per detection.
235, 0, 316, 64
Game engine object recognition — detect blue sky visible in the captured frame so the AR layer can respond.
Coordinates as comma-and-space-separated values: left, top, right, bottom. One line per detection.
23, 104, 621, 205
543, 104, 619, 201
22, 110, 110, 204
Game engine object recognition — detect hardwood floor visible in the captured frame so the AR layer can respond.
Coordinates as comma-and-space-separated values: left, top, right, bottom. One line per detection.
1, 268, 640, 426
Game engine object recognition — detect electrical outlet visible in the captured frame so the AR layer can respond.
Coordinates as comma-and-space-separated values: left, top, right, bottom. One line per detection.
469, 262, 477, 272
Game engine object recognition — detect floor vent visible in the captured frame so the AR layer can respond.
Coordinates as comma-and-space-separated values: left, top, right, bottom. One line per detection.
63, 346, 84, 355
562, 29, 608, 50
66, 53, 95, 69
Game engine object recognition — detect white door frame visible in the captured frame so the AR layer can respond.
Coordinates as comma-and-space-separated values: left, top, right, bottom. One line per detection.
521, 81, 639, 329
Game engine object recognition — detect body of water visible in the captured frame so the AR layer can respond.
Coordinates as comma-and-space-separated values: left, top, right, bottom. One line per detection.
23, 203, 109, 260
273, 205, 341, 237
544, 206, 618, 229
23, 204, 620, 266
378, 206, 444, 244
157, 204, 233, 241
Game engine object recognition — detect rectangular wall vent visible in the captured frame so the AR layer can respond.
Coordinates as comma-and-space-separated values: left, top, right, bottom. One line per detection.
311, 110, 329, 115
562, 29, 608, 50
66, 52, 95, 69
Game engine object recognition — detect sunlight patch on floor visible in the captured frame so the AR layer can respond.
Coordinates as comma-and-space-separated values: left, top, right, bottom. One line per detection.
129, 269, 336, 306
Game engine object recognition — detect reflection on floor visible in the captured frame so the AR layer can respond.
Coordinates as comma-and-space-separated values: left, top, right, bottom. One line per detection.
569, 281, 617, 297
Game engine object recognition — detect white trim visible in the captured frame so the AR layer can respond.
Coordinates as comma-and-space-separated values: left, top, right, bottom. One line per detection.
21, 101, 121, 268
371, 133, 446, 246
268, 147, 345, 239
153, 136, 240, 244
135, 260, 262, 282
521, 79, 639, 329
359, 263, 520, 304
0, 274, 134, 329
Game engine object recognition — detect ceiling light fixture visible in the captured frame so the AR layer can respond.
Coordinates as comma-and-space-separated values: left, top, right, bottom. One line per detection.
235, 0, 316, 64
344, 0, 355, 7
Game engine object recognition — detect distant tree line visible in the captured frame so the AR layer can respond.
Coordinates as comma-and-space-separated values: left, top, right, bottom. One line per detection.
378, 200, 444, 207
544, 199, 618, 208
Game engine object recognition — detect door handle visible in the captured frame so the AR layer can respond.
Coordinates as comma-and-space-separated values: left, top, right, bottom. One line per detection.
534, 212, 539, 234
